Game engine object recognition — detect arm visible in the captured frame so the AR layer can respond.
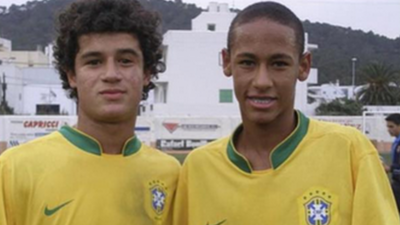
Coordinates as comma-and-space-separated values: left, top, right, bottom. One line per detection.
172, 165, 189, 225
351, 135, 400, 224
0, 157, 11, 225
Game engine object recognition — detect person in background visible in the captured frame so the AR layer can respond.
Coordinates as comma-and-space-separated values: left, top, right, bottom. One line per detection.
386, 113, 400, 213
173, 2, 400, 224
0, 0, 180, 224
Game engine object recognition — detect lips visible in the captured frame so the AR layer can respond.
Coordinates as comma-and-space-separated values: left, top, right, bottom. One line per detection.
247, 96, 277, 109
99, 89, 125, 100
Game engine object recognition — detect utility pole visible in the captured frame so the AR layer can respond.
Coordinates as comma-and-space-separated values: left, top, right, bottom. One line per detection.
1, 73, 6, 105
351, 58, 357, 87
351, 58, 357, 96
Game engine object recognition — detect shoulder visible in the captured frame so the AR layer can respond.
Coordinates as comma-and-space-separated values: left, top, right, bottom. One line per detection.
140, 144, 181, 171
309, 118, 367, 141
307, 118, 376, 156
183, 136, 230, 165
0, 131, 62, 163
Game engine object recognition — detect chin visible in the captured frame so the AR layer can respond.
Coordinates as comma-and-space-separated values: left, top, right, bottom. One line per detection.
244, 112, 277, 125
97, 110, 135, 123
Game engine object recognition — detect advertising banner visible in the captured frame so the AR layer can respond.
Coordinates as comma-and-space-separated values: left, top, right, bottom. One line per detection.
154, 117, 232, 150
4, 116, 75, 148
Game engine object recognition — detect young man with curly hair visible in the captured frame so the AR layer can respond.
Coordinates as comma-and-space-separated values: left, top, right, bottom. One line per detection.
173, 2, 399, 225
0, 0, 179, 224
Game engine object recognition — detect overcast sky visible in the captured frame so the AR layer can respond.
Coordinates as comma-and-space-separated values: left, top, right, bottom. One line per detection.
2, 0, 399, 39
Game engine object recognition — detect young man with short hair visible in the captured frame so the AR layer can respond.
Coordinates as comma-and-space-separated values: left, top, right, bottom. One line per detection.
0, 0, 179, 224
386, 113, 400, 212
173, 2, 399, 224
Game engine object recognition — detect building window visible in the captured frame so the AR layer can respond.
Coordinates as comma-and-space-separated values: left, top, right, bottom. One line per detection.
36, 104, 60, 115
154, 82, 168, 103
162, 45, 168, 65
219, 89, 233, 103
207, 23, 216, 31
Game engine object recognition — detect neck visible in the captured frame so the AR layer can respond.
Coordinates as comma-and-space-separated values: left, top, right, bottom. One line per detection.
76, 116, 136, 155
236, 111, 297, 170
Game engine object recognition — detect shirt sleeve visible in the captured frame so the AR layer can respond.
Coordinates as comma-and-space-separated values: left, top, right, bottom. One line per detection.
351, 133, 400, 224
0, 157, 11, 225
172, 164, 189, 225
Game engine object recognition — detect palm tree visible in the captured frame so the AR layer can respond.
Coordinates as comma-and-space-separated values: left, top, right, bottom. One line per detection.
315, 99, 363, 116
356, 63, 400, 105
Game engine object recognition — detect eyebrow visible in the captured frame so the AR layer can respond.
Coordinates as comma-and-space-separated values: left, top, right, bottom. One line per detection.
117, 48, 141, 58
269, 53, 293, 61
79, 48, 142, 60
236, 52, 256, 59
236, 52, 293, 61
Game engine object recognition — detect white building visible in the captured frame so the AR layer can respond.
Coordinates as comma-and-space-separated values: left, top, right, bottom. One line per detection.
0, 38, 76, 115
143, 2, 319, 116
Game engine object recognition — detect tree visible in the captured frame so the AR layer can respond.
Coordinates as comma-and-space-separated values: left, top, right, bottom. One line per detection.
315, 99, 363, 116
356, 63, 400, 105
0, 102, 14, 115
0, 74, 14, 115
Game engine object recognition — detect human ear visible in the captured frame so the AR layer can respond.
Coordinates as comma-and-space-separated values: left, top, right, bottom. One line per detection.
298, 52, 311, 81
143, 70, 151, 86
221, 48, 232, 77
66, 70, 77, 88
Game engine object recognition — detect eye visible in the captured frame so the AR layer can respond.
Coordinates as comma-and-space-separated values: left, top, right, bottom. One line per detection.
272, 61, 289, 68
86, 59, 101, 66
239, 60, 255, 68
119, 58, 134, 66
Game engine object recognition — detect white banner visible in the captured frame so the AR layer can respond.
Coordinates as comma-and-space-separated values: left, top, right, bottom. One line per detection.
4, 116, 75, 148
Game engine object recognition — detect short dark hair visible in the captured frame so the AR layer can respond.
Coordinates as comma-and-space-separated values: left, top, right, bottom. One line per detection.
53, 0, 164, 101
386, 113, 400, 125
227, 1, 304, 57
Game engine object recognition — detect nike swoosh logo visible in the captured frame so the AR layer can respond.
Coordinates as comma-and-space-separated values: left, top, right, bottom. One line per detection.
207, 220, 226, 225
44, 200, 73, 216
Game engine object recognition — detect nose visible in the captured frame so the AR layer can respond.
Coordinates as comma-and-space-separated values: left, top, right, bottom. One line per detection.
102, 59, 122, 83
253, 65, 273, 90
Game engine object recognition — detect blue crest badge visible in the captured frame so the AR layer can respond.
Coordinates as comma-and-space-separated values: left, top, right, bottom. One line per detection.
299, 187, 337, 225
305, 197, 331, 225
150, 183, 167, 215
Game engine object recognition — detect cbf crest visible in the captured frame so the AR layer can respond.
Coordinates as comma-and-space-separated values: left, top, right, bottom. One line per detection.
298, 187, 338, 225
148, 180, 167, 216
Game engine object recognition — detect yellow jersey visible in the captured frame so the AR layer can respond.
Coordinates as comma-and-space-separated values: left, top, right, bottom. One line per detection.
173, 112, 399, 225
0, 126, 180, 225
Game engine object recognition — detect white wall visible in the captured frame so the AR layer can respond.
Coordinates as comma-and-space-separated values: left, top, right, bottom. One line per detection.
296, 68, 318, 115
23, 84, 76, 115
0, 38, 11, 52
192, 3, 236, 31
0, 64, 24, 113
160, 30, 236, 105
0, 65, 75, 115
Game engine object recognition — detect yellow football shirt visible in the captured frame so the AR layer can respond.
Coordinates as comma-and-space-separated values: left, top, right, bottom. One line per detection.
0, 126, 180, 225
173, 112, 399, 225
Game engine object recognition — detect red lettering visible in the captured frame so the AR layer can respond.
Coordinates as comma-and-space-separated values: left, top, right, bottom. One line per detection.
23, 121, 60, 128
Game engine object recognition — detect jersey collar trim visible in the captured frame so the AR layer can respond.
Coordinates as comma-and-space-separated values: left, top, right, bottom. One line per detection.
59, 126, 141, 156
227, 111, 309, 173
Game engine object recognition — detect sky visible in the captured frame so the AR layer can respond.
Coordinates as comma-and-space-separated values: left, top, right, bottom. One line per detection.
2, 0, 399, 39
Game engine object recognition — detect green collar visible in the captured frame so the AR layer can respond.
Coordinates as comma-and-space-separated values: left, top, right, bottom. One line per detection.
227, 111, 309, 173
59, 126, 141, 157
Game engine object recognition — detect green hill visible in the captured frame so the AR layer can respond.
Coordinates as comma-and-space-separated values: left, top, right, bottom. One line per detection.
0, 0, 399, 84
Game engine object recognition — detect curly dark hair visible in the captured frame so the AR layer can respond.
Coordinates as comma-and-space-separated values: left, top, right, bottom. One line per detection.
53, 0, 164, 101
